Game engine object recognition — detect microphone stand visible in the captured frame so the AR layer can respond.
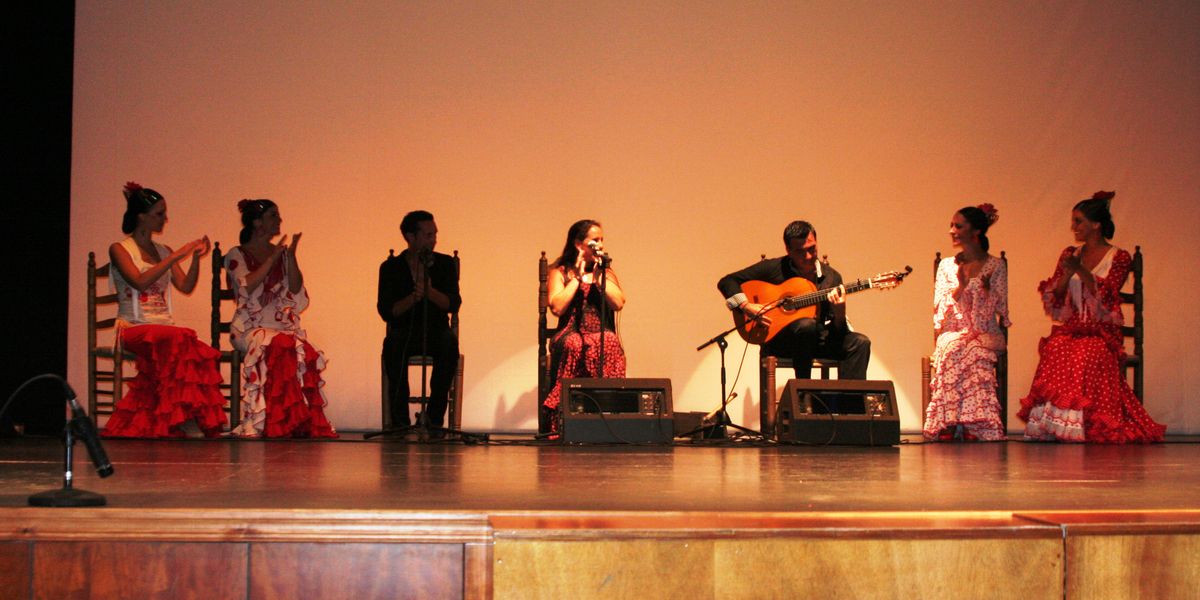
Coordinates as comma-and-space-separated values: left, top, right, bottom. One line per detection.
3, 374, 112, 507
686, 316, 771, 442
28, 419, 109, 507
596, 254, 609, 379
367, 250, 483, 443
416, 250, 432, 437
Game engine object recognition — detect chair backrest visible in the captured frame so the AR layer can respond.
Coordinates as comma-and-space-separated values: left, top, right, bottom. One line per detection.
537, 251, 557, 403
537, 252, 567, 433
1119, 246, 1144, 400
450, 251, 460, 336
210, 242, 235, 349
210, 242, 241, 427
86, 251, 128, 421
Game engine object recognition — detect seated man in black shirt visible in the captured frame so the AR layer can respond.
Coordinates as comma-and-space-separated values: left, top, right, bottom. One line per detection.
716, 220, 870, 379
377, 210, 462, 428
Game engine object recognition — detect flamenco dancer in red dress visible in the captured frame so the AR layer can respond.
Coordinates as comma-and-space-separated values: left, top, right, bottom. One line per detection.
542, 220, 627, 431
223, 199, 336, 438
1018, 191, 1165, 443
102, 182, 228, 438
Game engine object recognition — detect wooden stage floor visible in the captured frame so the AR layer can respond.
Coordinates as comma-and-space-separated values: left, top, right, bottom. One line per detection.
2, 435, 1199, 512
2, 435, 1199, 598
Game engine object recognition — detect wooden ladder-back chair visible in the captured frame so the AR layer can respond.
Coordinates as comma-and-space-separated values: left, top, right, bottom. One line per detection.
756, 254, 838, 436
86, 252, 136, 423
380, 249, 465, 429
537, 251, 561, 434
210, 242, 242, 428
1120, 246, 1144, 401
920, 251, 1009, 431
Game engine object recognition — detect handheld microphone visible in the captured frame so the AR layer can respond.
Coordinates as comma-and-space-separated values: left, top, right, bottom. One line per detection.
64, 384, 114, 478
586, 240, 610, 262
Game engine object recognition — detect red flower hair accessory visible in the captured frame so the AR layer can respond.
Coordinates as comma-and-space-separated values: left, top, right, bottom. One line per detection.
123, 181, 143, 200
1092, 190, 1115, 206
976, 202, 999, 225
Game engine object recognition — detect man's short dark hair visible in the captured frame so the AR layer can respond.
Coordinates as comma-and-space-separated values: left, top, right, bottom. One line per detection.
783, 220, 816, 245
400, 210, 435, 235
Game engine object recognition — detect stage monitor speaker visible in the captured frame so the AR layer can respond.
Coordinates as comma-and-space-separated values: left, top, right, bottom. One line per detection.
561, 378, 674, 444
777, 379, 900, 446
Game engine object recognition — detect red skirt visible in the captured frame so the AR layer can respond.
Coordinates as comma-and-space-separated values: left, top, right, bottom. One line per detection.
101, 324, 229, 438
256, 333, 337, 438
1018, 324, 1165, 443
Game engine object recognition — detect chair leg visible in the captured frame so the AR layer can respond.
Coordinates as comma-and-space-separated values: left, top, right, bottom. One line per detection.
230, 351, 242, 429
996, 354, 1008, 432
380, 355, 391, 430
921, 356, 932, 424
451, 354, 465, 430
761, 355, 779, 437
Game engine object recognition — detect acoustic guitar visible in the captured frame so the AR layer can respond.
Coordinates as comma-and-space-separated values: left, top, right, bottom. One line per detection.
733, 267, 911, 344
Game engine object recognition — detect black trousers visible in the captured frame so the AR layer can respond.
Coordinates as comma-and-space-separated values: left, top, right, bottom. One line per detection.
383, 327, 459, 428
765, 317, 871, 379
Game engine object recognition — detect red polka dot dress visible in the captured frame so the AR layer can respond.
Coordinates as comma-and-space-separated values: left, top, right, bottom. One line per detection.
1018, 246, 1165, 443
542, 278, 626, 427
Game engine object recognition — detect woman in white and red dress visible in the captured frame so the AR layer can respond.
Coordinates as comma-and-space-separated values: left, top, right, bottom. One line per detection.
924, 204, 1010, 441
102, 182, 229, 438
542, 220, 627, 430
1018, 191, 1165, 443
223, 199, 336, 438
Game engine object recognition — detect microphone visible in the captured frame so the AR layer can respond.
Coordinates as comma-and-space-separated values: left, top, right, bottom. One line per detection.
586, 240, 610, 263
415, 248, 435, 270
702, 392, 736, 425
64, 384, 114, 478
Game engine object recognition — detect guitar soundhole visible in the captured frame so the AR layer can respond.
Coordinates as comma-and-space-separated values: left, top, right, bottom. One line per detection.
778, 295, 797, 314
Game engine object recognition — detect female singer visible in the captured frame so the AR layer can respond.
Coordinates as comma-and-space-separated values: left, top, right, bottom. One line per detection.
1018, 191, 1165, 443
102, 182, 229, 438
924, 204, 1009, 441
223, 199, 336, 438
542, 220, 627, 428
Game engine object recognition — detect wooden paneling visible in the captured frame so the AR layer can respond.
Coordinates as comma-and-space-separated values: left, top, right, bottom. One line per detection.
32, 541, 247, 600
494, 539, 714, 599
715, 537, 1062, 599
0, 542, 31, 600
464, 541, 494, 600
249, 543, 463, 600
0, 507, 490, 544
495, 536, 1063, 599
1066, 534, 1200, 599
490, 511, 1059, 540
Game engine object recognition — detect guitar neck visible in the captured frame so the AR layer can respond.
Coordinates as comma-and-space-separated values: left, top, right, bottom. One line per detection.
779, 279, 871, 310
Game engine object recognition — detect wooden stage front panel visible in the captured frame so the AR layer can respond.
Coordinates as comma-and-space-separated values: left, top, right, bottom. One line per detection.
1, 437, 1198, 598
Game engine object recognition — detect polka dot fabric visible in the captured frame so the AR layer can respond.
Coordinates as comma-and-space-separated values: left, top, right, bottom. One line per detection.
1018, 247, 1165, 443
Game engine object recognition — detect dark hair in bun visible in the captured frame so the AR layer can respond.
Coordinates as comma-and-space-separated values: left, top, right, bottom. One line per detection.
1074, 191, 1115, 240
956, 203, 999, 252
237, 199, 278, 244
121, 181, 164, 234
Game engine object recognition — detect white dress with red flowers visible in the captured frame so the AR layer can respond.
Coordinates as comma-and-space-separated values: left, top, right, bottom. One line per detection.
924, 255, 1010, 441
224, 247, 336, 438
102, 237, 228, 438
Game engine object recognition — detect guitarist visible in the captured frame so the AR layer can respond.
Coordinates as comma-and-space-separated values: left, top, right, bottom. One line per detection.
716, 220, 870, 379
